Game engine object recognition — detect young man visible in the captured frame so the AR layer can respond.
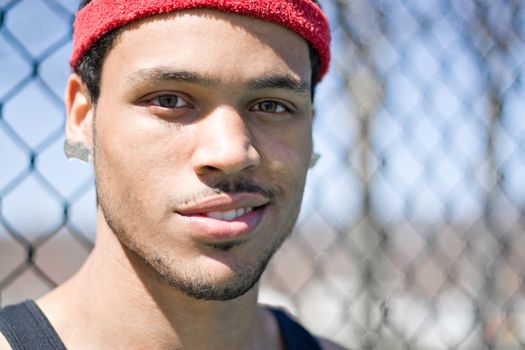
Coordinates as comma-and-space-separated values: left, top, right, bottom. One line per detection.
0, 0, 344, 348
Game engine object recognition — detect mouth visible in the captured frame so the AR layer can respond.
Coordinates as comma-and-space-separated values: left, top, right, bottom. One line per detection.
203, 206, 254, 221
175, 194, 270, 241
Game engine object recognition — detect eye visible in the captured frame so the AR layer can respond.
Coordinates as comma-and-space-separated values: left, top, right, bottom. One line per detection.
151, 95, 192, 109
251, 101, 289, 114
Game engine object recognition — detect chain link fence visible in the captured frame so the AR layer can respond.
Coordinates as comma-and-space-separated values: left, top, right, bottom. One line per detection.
1, 0, 525, 349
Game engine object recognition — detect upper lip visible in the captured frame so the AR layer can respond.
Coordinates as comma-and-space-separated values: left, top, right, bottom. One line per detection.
175, 193, 271, 215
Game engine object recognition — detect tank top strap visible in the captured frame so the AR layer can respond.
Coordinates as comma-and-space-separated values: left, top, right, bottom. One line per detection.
0, 300, 67, 350
269, 307, 322, 350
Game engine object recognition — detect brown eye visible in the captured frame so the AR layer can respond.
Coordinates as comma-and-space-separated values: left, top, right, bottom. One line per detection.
151, 95, 189, 108
252, 101, 288, 113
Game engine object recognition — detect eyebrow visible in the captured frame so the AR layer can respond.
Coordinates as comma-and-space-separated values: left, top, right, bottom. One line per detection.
127, 68, 217, 86
127, 68, 309, 94
247, 75, 310, 94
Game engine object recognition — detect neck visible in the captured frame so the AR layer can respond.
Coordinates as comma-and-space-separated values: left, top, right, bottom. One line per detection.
38, 212, 280, 350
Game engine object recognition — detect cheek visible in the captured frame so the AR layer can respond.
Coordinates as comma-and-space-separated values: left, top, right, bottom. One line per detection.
93, 110, 193, 216
262, 122, 313, 171
261, 123, 312, 199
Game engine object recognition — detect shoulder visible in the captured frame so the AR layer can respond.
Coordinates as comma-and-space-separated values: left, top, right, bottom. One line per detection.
0, 333, 11, 350
265, 305, 348, 350
319, 337, 349, 350
0, 307, 11, 350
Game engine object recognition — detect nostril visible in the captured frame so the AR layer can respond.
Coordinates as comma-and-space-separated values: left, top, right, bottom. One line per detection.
193, 144, 261, 176
196, 165, 221, 175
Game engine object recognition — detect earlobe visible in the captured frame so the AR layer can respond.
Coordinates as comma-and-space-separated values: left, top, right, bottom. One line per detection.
64, 74, 94, 146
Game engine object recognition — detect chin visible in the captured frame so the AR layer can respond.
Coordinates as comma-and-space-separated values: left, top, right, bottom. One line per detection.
152, 254, 265, 301
131, 238, 275, 301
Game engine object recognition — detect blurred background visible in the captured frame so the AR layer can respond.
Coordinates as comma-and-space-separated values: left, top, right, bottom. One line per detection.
1, 0, 524, 349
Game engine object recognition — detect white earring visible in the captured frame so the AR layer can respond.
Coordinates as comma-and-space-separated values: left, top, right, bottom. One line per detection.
64, 139, 93, 163
309, 152, 321, 169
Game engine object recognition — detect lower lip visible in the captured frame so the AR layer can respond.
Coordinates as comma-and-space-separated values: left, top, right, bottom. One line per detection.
178, 207, 266, 240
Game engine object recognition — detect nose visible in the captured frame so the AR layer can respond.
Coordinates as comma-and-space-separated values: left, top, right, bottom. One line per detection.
192, 106, 261, 177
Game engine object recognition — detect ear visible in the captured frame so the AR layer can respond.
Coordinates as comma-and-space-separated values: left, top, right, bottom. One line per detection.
64, 74, 94, 147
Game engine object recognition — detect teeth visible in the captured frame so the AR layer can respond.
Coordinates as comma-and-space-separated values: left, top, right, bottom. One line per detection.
222, 210, 237, 221
236, 208, 246, 217
206, 211, 223, 220
205, 207, 253, 221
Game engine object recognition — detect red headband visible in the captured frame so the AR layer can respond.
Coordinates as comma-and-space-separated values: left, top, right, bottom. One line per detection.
70, 0, 331, 82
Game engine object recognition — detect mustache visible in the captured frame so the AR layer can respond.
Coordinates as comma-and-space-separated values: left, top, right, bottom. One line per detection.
170, 180, 278, 207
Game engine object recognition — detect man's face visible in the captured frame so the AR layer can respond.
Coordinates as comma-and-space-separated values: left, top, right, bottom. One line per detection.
92, 10, 313, 300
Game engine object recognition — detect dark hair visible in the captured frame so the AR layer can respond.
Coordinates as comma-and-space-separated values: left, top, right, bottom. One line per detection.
75, 0, 322, 102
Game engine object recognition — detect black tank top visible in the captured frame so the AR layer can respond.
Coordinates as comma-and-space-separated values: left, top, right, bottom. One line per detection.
0, 301, 66, 350
0, 300, 322, 350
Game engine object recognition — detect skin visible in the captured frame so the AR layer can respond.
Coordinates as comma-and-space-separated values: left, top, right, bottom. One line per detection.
0, 9, 345, 350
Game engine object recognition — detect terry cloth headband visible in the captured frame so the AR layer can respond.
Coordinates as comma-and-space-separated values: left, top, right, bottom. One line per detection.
70, 0, 331, 82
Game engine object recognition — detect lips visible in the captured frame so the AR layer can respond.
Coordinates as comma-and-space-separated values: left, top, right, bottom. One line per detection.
175, 193, 269, 240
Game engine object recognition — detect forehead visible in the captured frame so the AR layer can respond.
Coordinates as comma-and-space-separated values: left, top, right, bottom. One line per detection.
101, 9, 312, 89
